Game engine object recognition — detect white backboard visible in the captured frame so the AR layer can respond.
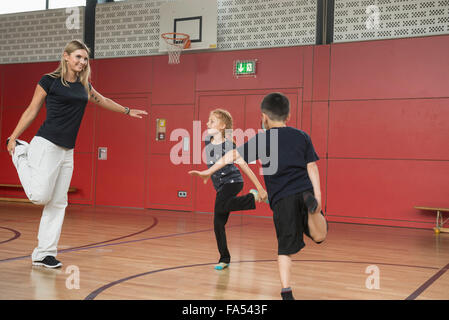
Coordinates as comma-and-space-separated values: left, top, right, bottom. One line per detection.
159, 0, 218, 52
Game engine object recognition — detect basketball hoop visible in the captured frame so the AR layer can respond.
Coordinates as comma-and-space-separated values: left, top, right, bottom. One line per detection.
161, 32, 191, 64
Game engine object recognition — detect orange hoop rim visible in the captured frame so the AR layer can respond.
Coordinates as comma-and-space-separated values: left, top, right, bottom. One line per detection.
161, 32, 191, 49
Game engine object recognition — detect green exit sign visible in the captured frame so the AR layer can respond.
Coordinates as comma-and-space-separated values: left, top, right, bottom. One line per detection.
235, 60, 257, 76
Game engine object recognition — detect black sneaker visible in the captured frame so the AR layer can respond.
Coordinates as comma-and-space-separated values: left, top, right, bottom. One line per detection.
281, 290, 295, 300
32, 256, 62, 268
6, 138, 23, 147
303, 191, 318, 214
303, 191, 318, 213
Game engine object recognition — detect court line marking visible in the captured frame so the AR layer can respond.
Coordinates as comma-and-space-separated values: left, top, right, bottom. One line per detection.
84, 259, 441, 300
62, 217, 159, 251
58, 222, 250, 254
2, 216, 447, 300
0, 219, 248, 263
405, 262, 449, 300
0, 226, 21, 245
0, 216, 159, 263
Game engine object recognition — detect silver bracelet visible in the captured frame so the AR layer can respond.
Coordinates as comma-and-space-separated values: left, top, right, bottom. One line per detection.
124, 107, 130, 115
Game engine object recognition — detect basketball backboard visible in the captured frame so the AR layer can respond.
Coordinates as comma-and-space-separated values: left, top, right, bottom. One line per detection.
159, 0, 217, 53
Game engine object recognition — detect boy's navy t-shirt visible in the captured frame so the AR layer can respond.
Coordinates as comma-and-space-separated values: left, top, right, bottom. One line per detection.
205, 137, 244, 192
36, 75, 90, 149
237, 127, 319, 208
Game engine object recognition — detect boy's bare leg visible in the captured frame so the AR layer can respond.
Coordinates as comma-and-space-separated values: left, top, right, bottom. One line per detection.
307, 211, 327, 243
278, 255, 294, 299
278, 254, 292, 287
306, 162, 327, 243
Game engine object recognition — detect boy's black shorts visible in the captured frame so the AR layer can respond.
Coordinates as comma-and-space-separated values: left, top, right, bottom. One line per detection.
272, 189, 315, 255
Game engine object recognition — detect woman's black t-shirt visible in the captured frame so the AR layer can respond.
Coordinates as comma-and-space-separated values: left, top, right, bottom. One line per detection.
36, 75, 90, 149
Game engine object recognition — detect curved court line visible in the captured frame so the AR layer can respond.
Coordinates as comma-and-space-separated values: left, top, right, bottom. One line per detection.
0, 219, 248, 264
60, 216, 159, 251
0, 216, 159, 264
59, 223, 250, 255
0, 226, 21, 245
84, 259, 441, 300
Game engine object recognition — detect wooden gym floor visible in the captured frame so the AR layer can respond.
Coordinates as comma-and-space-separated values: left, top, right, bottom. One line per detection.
0, 202, 448, 300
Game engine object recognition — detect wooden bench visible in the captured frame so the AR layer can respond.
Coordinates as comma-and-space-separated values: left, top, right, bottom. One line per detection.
414, 206, 449, 234
0, 184, 77, 203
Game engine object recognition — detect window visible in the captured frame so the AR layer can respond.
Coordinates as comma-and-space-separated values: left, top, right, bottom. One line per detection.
0, 0, 87, 15
0, 0, 46, 15
48, 0, 86, 9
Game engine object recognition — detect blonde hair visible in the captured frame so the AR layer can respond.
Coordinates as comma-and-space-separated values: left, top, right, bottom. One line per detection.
47, 39, 91, 92
210, 108, 235, 142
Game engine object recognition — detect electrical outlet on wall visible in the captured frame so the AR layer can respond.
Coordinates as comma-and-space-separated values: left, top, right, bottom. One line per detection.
178, 191, 187, 198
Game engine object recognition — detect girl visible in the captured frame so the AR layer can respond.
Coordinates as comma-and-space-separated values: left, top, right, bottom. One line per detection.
189, 109, 267, 270
6, 39, 148, 268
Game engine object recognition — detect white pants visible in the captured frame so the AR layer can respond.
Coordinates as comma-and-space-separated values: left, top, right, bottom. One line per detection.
12, 136, 74, 261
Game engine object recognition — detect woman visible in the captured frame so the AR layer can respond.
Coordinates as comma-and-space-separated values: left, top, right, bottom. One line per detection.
6, 39, 148, 268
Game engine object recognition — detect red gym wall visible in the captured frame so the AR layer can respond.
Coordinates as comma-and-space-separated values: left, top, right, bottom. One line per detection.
1, 35, 448, 229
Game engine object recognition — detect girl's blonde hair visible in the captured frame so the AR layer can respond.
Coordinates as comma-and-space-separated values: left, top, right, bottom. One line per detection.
210, 108, 235, 142
47, 39, 91, 92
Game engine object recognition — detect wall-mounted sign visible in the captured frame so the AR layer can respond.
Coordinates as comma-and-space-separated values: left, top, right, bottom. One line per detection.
98, 147, 107, 160
156, 118, 166, 141
234, 60, 257, 77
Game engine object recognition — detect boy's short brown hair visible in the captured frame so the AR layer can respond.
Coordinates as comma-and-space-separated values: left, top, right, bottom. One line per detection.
261, 92, 290, 121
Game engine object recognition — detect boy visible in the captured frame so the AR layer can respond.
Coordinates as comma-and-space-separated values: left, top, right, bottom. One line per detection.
189, 92, 327, 300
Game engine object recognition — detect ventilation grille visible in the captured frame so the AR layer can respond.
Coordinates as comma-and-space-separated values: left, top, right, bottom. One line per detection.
95, 0, 317, 59
95, 0, 164, 59
0, 7, 85, 64
334, 0, 449, 43
217, 0, 317, 50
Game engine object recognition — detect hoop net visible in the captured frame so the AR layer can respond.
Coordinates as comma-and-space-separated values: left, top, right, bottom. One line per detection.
161, 32, 191, 64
